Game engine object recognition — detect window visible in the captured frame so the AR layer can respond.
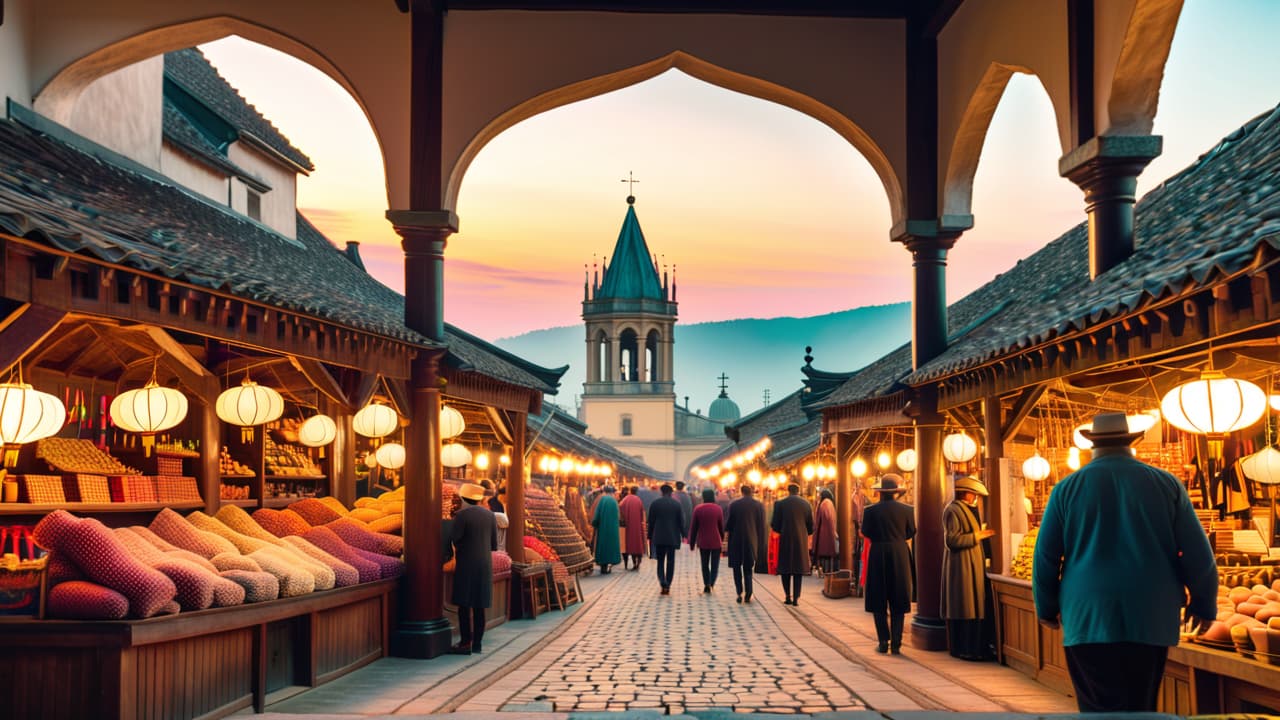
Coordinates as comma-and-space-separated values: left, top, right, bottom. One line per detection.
620, 414, 633, 437
246, 189, 262, 221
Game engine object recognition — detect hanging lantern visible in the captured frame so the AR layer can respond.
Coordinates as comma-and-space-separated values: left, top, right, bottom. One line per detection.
216, 378, 284, 443
801, 464, 816, 481
850, 457, 868, 478
374, 442, 406, 470
0, 383, 66, 467
876, 451, 892, 470
896, 448, 917, 472
559, 457, 575, 473
1241, 446, 1280, 485
364, 451, 379, 468
747, 468, 762, 484
352, 402, 398, 438
440, 404, 466, 440
1022, 451, 1051, 482
1161, 370, 1266, 436
942, 431, 978, 463
474, 452, 490, 471
441, 442, 472, 468
298, 414, 337, 448
499, 453, 511, 467
1073, 423, 1094, 450
708, 465, 721, 477
109, 380, 188, 456
1067, 447, 1082, 471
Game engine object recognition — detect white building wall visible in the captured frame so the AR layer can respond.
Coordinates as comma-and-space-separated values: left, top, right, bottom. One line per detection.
228, 141, 297, 237
67, 56, 163, 170
160, 143, 229, 205
0, 1, 32, 109
581, 396, 673, 443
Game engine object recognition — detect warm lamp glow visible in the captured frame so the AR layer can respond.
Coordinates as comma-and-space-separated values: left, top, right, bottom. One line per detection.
747, 468, 762, 484
298, 414, 338, 447
352, 402, 398, 438
801, 464, 816, 481
474, 452, 490, 470
850, 457, 868, 478
499, 453, 511, 466
559, 457, 575, 473
942, 431, 978, 463
439, 404, 466, 439
1241, 446, 1280, 485
1067, 447, 1082, 471
876, 451, 892, 470
0, 383, 65, 466
374, 442, 406, 469
441, 443, 472, 468
1161, 371, 1266, 435
896, 449, 917, 472
111, 381, 188, 437
216, 379, 284, 428
1022, 452, 1051, 482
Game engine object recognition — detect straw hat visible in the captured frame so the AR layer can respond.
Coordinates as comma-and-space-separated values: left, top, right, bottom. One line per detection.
871, 474, 906, 494
1079, 411, 1144, 446
459, 483, 486, 502
954, 475, 988, 497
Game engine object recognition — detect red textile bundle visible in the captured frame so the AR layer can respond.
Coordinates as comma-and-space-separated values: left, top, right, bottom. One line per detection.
128, 525, 220, 573
34, 511, 176, 618
282, 536, 359, 587
301, 527, 382, 583
289, 498, 343, 526
326, 517, 402, 556
149, 508, 238, 558
348, 544, 404, 578
251, 508, 313, 538
492, 550, 512, 580
46, 580, 129, 620
523, 535, 560, 562
46, 553, 84, 585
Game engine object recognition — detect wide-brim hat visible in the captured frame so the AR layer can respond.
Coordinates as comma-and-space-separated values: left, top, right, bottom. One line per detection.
1079, 411, 1144, 446
871, 473, 906, 493
955, 475, 988, 497
459, 483, 486, 502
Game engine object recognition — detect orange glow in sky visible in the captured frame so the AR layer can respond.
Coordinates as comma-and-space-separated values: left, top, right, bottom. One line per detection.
199, 0, 1280, 341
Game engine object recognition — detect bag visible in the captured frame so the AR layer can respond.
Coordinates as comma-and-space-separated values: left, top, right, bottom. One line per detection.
822, 569, 852, 599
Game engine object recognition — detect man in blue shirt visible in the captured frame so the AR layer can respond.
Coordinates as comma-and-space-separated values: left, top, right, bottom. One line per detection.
1034, 412, 1217, 712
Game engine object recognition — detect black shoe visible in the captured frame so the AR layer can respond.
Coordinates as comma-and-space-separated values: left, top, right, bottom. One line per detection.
875, 643, 888, 654
889, 646, 902, 655
472, 643, 483, 653
784, 597, 793, 605
792, 598, 799, 606
703, 585, 710, 594
736, 593, 743, 604
449, 643, 472, 655
744, 593, 752, 603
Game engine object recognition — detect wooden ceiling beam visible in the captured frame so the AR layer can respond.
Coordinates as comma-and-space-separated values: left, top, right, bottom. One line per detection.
0, 304, 67, 377
439, 0, 905, 17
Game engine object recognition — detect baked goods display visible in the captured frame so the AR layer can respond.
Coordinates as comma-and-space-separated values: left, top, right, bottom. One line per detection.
36, 438, 139, 475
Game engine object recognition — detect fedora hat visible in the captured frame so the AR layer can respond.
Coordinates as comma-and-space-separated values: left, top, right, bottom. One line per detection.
871, 473, 907, 494
459, 483, 486, 502
954, 475, 988, 497
1079, 411, 1144, 446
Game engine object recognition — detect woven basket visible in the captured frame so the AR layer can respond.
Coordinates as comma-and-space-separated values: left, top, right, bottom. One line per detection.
822, 569, 853, 599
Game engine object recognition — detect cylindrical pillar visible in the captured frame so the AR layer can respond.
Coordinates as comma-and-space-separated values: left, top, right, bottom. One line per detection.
1059, 136, 1161, 280
506, 414, 527, 559
982, 396, 1006, 574
835, 432, 853, 572
611, 338, 622, 382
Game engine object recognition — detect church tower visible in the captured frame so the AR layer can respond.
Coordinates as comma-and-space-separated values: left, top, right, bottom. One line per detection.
580, 192, 678, 469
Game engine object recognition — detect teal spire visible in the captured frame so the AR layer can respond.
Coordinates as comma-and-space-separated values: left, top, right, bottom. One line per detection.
596, 198, 664, 300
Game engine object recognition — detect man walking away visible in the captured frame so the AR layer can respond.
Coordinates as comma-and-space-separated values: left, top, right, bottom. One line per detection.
726, 484, 767, 604
771, 482, 813, 606
676, 480, 694, 540
689, 488, 725, 593
647, 484, 685, 595
446, 483, 498, 655
619, 485, 647, 571
1034, 412, 1217, 712
862, 474, 915, 654
591, 485, 621, 574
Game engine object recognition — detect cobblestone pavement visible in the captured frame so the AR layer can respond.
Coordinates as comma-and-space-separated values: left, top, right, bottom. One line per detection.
463, 548, 903, 715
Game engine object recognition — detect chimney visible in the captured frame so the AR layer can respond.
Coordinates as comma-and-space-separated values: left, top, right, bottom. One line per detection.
344, 241, 366, 271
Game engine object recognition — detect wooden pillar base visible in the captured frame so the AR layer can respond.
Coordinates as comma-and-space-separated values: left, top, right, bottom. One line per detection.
390, 618, 453, 659
910, 616, 949, 651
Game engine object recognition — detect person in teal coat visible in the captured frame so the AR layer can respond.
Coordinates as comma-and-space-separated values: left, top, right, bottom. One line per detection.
1034, 412, 1217, 713
591, 485, 622, 574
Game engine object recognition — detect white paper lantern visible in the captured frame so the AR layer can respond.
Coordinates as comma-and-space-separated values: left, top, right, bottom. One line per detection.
353, 402, 398, 438
850, 457, 868, 478
374, 442, 406, 469
216, 379, 284, 427
474, 452, 490, 470
1241, 446, 1280, 485
896, 449, 917, 472
1161, 371, 1266, 435
876, 451, 892, 470
440, 404, 466, 439
298, 414, 338, 447
1022, 451, 1051, 482
942, 431, 978, 463
111, 381, 188, 435
1067, 446, 1082, 470
0, 383, 65, 465
441, 442, 472, 468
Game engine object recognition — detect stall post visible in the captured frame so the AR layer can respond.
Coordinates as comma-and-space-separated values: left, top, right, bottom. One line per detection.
507, 413, 527, 558
835, 431, 853, 572
982, 395, 1006, 573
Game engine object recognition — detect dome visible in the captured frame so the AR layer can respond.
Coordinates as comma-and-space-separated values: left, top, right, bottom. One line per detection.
708, 390, 741, 423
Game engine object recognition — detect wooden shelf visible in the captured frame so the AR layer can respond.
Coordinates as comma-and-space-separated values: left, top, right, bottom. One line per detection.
0, 500, 204, 516
220, 474, 256, 480
221, 498, 259, 508
155, 450, 200, 459
264, 474, 326, 481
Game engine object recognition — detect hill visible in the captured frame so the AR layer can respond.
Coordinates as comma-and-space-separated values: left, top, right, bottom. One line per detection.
494, 302, 911, 417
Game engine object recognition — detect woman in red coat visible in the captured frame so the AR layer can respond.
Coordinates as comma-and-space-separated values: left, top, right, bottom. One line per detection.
618, 486, 647, 571
811, 489, 838, 574
689, 488, 725, 593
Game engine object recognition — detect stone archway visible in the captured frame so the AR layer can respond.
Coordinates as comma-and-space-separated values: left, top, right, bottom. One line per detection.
1105, 0, 1185, 135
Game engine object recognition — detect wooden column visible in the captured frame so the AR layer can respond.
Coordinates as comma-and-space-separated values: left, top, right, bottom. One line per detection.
200, 378, 221, 514
835, 431, 853, 572
506, 413, 527, 558
1060, 136, 1161, 279
982, 395, 1006, 574
332, 408, 356, 507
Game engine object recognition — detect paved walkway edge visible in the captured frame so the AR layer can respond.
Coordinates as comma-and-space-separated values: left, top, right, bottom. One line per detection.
431, 572, 622, 714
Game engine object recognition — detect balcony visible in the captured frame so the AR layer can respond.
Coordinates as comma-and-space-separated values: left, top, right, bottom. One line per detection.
583, 381, 675, 396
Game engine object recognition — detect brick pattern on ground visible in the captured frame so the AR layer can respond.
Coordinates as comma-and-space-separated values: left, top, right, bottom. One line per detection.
487, 549, 868, 714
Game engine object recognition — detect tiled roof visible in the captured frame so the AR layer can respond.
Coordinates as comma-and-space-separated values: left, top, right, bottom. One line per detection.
765, 418, 822, 469
444, 324, 565, 395
162, 98, 269, 190
907, 102, 1280, 384
595, 203, 664, 301
530, 405, 671, 481
164, 49, 314, 172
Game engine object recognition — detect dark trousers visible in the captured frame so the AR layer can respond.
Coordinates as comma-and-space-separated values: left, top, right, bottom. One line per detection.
780, 573, 802, 599
698, 548, 720, 587
1064, 642, 1168, 713
654, 544, 677, 588
457, 605, 486, 648
732, 564, 754, 597
873, 612, 905, 650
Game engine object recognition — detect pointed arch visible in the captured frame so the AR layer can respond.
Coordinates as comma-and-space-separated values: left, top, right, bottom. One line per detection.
942, 62, 1043, 217
445, 50, 904, 224
1106, 0, 1184, 135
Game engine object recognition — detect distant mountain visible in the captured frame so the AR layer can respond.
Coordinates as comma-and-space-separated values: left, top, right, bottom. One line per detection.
495, 303, 911, 417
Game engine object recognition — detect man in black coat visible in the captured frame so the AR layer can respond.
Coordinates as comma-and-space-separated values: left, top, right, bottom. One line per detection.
646, 484, 685, 595
725, 484, 767, 604
771, 482, 814, 606
447, 482, 498, 655
862, 473, 916, 654
675, 480, 694, 538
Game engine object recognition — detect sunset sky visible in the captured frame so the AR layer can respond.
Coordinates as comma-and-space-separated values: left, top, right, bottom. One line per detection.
200, 0, 1280, 342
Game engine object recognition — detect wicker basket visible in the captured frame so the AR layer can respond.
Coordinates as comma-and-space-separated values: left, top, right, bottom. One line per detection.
822, 569, 853, 599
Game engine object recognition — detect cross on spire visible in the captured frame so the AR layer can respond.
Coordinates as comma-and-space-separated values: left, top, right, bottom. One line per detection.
717, 372, 730, 396
621, 171, 639, 204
